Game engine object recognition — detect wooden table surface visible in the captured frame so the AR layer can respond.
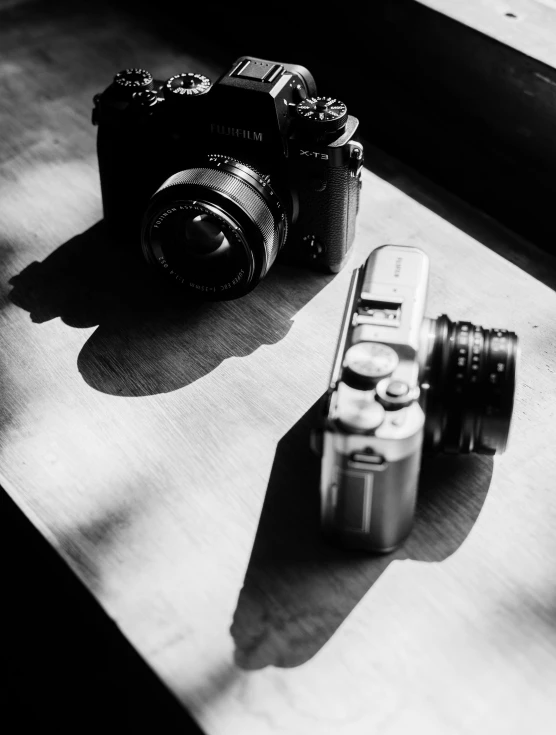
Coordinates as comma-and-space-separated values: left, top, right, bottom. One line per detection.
419, 0, 556, 67
1, 2, 556, 733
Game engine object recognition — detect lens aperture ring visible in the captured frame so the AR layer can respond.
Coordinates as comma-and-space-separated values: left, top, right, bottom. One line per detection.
444, 321, 485, 453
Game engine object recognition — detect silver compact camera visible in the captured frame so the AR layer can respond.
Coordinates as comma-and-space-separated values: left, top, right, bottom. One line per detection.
314, 244, 518, 553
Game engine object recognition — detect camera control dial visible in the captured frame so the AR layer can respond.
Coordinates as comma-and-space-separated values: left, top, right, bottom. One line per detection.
296, 97, 348, 132
375, 379, 419, 410
342, 343, 399, 390
113, 68, 154, 93
164, 73, 212, 100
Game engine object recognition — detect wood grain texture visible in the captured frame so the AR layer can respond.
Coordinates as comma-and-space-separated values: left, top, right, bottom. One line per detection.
1, 2, 556, 734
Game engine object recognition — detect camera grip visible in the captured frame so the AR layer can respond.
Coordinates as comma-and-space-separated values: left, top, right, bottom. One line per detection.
293, 162, 360, 272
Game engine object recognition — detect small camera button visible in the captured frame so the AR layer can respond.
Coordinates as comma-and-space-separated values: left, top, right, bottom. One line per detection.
349, 143, 364, 177
131, 89, 159, 109
376, 379, 417, 409
302, 234, 324, 260
386, 380, 409, 398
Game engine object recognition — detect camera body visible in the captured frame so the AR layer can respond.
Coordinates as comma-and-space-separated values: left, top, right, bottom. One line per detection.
93, 57, 363, 292
315, 245, 518, 553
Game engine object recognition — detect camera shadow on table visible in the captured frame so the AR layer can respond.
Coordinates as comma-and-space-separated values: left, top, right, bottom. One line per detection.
231, 398, 493, 670
8, 221, 333, 396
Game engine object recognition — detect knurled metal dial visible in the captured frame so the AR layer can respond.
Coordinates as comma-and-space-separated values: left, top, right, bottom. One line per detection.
342, 343, 399, 390
164, 73, 212, 100
113, 68, 154, 93
296, 96, 348, 132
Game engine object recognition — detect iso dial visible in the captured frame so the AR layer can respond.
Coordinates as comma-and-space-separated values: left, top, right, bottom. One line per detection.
113, 68, 154, 94
296, 96, 348, 133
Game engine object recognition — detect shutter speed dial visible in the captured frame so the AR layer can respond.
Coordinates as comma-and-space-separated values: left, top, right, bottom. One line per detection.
342, 343, 399, 390
296, 96, 348, 132
165, 73, 212, 100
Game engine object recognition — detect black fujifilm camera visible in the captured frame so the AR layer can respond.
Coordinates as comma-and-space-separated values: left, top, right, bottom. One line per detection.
93, 56, 364, 299
315, 245, 518, 553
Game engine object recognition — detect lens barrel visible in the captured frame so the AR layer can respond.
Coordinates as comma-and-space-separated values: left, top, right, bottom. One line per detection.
420, 315, 518, 454
141, 157, 288, 299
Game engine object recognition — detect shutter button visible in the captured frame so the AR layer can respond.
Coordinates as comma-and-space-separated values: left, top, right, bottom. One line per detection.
386, 380, 409, 398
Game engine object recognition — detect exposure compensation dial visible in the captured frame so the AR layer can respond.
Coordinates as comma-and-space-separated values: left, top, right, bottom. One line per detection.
296, 96, 348, 133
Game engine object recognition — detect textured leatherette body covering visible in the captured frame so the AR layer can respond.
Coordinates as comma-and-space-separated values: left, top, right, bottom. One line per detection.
293, 163, 360, 271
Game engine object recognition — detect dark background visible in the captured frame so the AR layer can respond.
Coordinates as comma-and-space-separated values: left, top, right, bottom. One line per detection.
117, 0, 556, 252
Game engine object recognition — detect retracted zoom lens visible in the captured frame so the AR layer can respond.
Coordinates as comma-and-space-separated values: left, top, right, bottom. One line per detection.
141, 158, 288, 299
420, 315, 518, 454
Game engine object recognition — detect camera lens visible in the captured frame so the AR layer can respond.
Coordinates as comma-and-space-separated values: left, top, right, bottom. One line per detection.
141, 156, 288, 299
182, 214, 226, 255
420, 315, 518, 454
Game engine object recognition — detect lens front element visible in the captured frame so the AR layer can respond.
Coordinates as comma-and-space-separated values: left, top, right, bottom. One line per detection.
183, 214, 226, 254
144, 200, 254, 297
